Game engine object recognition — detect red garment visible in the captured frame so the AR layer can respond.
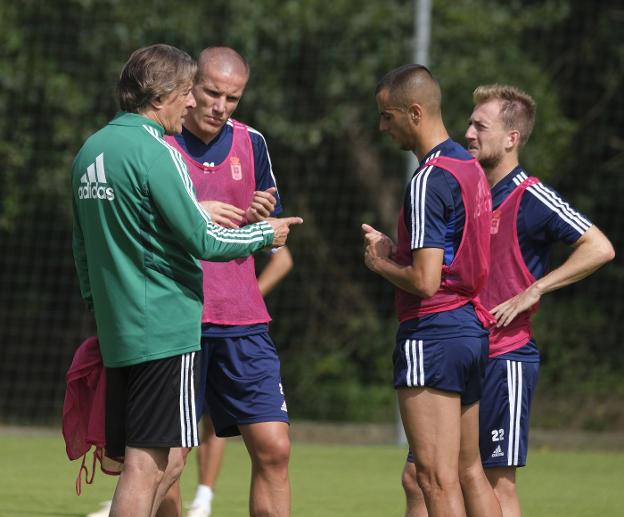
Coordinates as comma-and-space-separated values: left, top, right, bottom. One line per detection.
395, 156, 494, 326
62, 336, 122, 494
165, 120, 271, 325
480, 177, 540, 357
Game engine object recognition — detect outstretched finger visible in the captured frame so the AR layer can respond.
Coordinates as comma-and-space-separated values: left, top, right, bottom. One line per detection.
363, 232, 381, 244
361, 223, 380, 235
282, 216, 303, 226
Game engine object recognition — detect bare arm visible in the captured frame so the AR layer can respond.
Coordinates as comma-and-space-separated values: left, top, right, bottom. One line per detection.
257, 246, 294, 296
362, 223, 442, 298
492, 225, 615, 327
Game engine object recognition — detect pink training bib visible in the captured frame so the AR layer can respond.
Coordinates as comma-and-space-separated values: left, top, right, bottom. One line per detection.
394, 156, 493, 327
166, 120, 270, 325
480, 177, 540, 357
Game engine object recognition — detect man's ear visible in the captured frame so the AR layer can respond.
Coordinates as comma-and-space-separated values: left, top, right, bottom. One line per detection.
408, 103, 423, 124
507, 129, 521, 150
150, 95, 164, 110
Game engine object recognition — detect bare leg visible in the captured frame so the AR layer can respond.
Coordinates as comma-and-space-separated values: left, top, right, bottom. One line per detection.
153, 448, 190, 517
458, 402, 502, 517
110, 446, 168, 517
485, 467, 521, 517
240, 421, 291, 517
398, 387, 466, 517
187, 416, 227, 516
198, 415, 227, 488
155, 481, 181, 517
402, 461, 429, 517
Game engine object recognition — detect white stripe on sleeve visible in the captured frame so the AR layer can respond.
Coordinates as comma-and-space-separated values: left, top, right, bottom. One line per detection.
409, 151, 440, 249
247, 125, 278, 191
526, 182, 591, 234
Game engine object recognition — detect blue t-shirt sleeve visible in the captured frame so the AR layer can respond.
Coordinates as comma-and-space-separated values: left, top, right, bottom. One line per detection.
404, 167, 456, 250
250, 129, 283, 216
520, 181, 591, 245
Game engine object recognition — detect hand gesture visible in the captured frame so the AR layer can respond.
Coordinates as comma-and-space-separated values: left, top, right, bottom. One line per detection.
361, 223, 395, 272
199, 200, 245, 229
266, 216, 303, 247
491, 284, 541, 328
246, 187, 277, 223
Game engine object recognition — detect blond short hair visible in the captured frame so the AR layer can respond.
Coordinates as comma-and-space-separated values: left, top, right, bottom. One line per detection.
473, 84, 536, 146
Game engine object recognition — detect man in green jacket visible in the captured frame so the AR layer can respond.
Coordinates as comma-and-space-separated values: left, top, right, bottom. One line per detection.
71, 43, 301, 517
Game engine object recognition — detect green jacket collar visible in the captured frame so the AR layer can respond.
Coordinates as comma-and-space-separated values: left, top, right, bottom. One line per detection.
110, 112, 164, 136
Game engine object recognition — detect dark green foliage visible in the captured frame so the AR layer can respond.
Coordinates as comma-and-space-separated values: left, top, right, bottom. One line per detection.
0, 0, 621, 425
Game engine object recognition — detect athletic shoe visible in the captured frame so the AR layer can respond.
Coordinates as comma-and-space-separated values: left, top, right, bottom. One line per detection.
86, 500, 112, 517
186, 502, 212, 517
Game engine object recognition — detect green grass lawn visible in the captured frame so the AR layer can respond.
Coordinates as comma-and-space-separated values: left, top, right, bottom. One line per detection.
0, 431, 623, 516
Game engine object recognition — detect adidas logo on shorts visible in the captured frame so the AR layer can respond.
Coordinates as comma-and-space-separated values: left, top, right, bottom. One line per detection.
78, 153, 115, 201
491, 445, 505, 458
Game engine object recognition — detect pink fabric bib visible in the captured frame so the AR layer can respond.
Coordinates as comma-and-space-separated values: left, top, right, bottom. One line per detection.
63, 336, 123, 495
480, 177, 540, 357
166, 120, 270, 325
395, 156, 493, 326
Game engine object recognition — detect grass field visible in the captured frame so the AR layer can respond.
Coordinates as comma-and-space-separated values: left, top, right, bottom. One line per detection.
1, 431, 623, 516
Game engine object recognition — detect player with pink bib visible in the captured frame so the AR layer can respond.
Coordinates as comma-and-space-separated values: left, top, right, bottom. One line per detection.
170, 118, 275, 327
468, 85, 614, 517
400, 84, 614, 517
363, 65, 501, 517
166, 47, 292, 517
394, 155, 492, 323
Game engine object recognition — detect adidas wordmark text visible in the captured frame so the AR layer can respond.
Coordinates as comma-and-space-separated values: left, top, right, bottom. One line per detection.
78, 153, 115, 201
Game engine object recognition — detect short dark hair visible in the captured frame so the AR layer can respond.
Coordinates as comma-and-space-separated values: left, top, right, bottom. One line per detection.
117, 44, 197, 113
376, 64, 441, 114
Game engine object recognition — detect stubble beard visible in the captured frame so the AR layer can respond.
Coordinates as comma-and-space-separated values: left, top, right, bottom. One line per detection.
478, 149, 504, 172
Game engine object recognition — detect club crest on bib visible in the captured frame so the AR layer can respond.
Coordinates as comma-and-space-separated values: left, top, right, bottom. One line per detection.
230, 156, 242, 181
491, 211, 501, 234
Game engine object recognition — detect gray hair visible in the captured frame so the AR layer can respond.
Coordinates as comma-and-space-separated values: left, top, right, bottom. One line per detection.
117, 44, 197, 113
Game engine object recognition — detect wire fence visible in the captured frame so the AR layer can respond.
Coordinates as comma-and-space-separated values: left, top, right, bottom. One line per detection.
0, 0, 622, 428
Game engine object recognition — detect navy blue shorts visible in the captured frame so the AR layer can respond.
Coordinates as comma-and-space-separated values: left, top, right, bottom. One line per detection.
393, 334, 489, 405
479, 357, 540, 468
197, 332, 289, 437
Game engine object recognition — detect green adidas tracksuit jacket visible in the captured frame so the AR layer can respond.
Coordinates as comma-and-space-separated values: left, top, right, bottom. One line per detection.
71, 112, 275, 367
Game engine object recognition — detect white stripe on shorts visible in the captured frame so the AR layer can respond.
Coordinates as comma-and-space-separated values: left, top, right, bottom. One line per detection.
405, 339, 425, 387
404, 340, 412, 386
418, 340, 424, 386
506, 360, 523, 466
179, 352, 199, 448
